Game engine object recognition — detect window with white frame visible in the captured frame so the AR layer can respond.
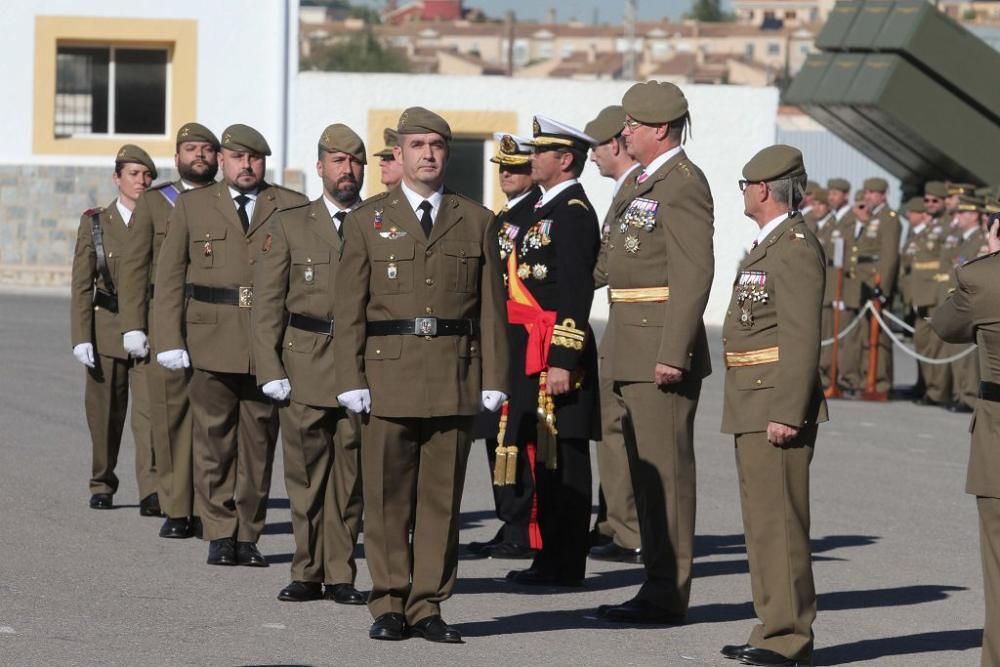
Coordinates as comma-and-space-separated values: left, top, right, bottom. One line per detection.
55, 45, 168, 138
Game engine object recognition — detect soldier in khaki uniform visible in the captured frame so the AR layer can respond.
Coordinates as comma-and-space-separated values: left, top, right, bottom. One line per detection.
374, 128, 402, 189
806, 190, 837, 389
843, 178, 900, 396
719, 145, 827, 667
899, 195, 949, 406
938, 195, 989, 413
333, 107, 509, 643
153, 124, 308, 567
596, 81, 714, 624
252, 124, 366, 604
931, 224, 1000, 667
118, 122, 219, 539
824, 179, 862, 393
71, 145, 158, 513
585, 105, 642, 562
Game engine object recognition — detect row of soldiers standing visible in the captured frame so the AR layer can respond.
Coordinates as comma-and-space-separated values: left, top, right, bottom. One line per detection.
800, 177, 999, 410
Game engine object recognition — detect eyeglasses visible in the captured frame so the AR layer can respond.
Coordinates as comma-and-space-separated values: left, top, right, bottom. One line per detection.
738, 180, 757, 193
623, 118, 645, 130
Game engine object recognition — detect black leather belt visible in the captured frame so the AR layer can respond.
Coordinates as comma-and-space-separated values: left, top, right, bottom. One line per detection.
186, 283, 253, 308
366, 317, 478, 337
288, 312, 334, 336
857, 254, 880, 262
979, 381, 1000, 402
93, 289, 118, 313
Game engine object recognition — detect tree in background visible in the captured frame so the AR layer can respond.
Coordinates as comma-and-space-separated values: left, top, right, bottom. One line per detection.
685, 0, 736, 22
302, 30, 410, 72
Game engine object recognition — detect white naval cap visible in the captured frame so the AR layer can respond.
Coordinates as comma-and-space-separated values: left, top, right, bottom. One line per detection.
490, 132, 533, 166
529, 115, 596, 152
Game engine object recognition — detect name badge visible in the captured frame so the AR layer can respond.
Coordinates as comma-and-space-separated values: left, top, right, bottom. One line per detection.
387, 262, 398, 280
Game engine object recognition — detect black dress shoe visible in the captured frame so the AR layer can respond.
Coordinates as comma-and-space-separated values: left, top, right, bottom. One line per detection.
947, 400, 974, 413
89, 493, 113, 510
324, 583, 366, 605
721, 643, 750, 660
596, 598, 685, 625
485, 542, 535, 559
466, 530, 503, 555
589, 541, 643, 564
369, 613, 406, 641
589, 530, 613, 548
236, 541, 268, 567
506, 567, 582, 587
207, 538, 237, 566
912, 395, 940, 407
191, 516, 204, 540
409, 615, 463, 644
159, 517, 194, 539
139, 493, 163, 517
739, 646, 811, 666
277, 581, 323, 602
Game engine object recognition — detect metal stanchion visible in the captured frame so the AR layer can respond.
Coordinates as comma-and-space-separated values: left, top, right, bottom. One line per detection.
861, 274, 889, 402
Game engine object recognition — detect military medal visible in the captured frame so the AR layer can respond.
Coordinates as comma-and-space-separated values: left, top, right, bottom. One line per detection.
387, 262, 398, 280
517, 263, 531, 279
379, 225, 408, 240
624, 235, 640, 255
735, 271, 768, 327
498, 222, 518, 260
531, 263, 548, 280
203, 241, 213, 256
262, 233, 272, 253
521, 220, 552, 253
303, 266, 314, 283
373, 209, 383, 231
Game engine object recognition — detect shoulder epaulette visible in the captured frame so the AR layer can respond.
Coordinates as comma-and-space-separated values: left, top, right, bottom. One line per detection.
150, 181, 174, 191
83, 207, 103, 217
357, 190, 391, 209
960, 249, 1000, 268
567, 198, 589, 211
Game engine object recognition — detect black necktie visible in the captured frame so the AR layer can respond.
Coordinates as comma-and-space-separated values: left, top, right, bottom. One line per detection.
418, 200, 433, 238
235, 194, 250, 234
333, 210, 347, 239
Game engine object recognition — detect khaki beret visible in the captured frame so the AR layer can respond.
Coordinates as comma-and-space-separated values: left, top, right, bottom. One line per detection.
827, 177, 850, 193
175, 122, 219, 148
115, 144, 157, 179
903, 196, 926, 214
812, 188, 828, 205
863, 177, 888, 193
584, 106, 626, 145
742, 144, 806, 183
318, 123, 366, 164
948, 182, 977, 196
622, 80, 688, 125
924, 180, 948, 198
373, 128, 398, 159
854, 190, 865, 202
221, 124, 271, 156
397, 106, 452, 140
956, 194, 985, 212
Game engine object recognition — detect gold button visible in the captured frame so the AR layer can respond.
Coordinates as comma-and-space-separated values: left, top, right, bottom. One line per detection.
641, 318, 648, 324
425, 278, 433, 285
425, 306, 433, 314
722, 337, 727, 344
287, 342, 293, 348
306, 258, 312, 263
425, 249, 432, 256
107, 251, 113, 258
389, 254, 396, 261
609, 244, 615, 249
246, 238, 252, 244
205, 233, 211, 238
755, 378, 762, 385
727, 310, 732, 316
94, 306, 100, 311
375, 349, 381, 355
249, 258, 255, 264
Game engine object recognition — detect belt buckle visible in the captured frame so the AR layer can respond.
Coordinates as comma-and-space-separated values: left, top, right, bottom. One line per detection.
238, 286, 253, 308
414, 316, 437, 336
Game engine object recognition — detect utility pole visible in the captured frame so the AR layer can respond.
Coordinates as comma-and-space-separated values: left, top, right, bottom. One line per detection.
623, 0, 638, 80
506, 10, 515, 77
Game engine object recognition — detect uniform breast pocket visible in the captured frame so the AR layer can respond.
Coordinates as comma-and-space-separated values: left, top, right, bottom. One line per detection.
291, 249, 330, 290
442, 241, 482, 293
191, 227, 227, 268
371, 242, 414, 295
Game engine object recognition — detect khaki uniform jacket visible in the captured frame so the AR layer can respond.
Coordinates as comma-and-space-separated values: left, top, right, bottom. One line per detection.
119, 180, 190, 341
721, 214, 830, 434
595, 176, 639, 383
252, 197, 346, 407
601, 150, 714, 382
937, 229, 988, 304
152, 181, 308, 373
333, 187, 509, 417
812, 212, 837, 307
899, 220, 947, 309
930, 250, 1000, 498
853, 204, 901, 296
71, 201, 133, 359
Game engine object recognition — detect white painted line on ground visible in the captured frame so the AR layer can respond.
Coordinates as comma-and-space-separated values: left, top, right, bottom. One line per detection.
261, 623, 286, 630
0, 626, 15, 634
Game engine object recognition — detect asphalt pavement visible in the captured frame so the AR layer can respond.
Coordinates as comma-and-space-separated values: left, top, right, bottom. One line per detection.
0, 290, 986, 666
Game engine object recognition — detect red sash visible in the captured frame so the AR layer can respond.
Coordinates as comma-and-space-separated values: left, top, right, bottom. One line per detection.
506, 249, 556, 375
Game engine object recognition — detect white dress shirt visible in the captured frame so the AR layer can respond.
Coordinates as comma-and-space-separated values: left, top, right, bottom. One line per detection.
505, 188, 533, 211
753, 212, 790, 250
115, 198, 133, 226
637, 145, 684, 182
536, 179, 577, 209
322, 195, 358, 231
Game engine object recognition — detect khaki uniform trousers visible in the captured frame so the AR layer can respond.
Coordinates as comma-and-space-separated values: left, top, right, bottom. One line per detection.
189, 369, 278, 543
279, 400, 363, 585
595, 373, 640, 549
735, 428, 817, 659
85, 353, 156, 497
915, 319, 952, 404
618, 379, 699, 615
978, 496, 1000, 667
147, 358, 194, 519
837, 307, 864, 390
363, 415, 473, 625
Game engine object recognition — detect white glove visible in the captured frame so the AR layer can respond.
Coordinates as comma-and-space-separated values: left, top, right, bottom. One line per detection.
337, 388, 371, 414
73, 342, 95, 368
157, 349, 191, 370
122, 330, 149, 359
481, 390, 507, 412
262, 378, 291, 401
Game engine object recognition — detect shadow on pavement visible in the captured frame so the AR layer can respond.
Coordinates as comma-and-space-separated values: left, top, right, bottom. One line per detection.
455, 607, 669, 637
815, 629, 982, 665
693, 554, 844, 579
694, 534, 880, 558
456, 567, 646, 595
